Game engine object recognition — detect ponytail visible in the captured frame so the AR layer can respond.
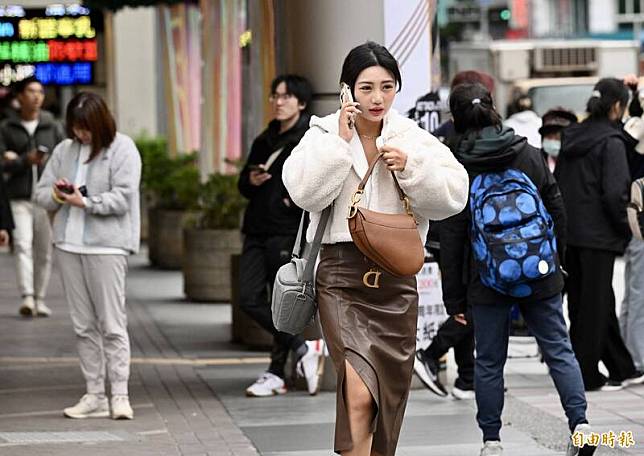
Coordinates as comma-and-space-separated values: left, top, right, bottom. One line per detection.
586, 78, 629, 120
449, 83, 502, 134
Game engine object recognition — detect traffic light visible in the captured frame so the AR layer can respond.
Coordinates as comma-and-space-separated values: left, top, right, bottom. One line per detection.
500, 9, 511, 21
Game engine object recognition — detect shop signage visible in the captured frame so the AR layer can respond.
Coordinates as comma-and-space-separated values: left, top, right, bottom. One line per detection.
0, 4, 98, 86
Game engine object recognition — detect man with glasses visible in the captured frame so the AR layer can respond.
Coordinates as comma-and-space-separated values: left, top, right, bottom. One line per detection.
238, 74, 325, 397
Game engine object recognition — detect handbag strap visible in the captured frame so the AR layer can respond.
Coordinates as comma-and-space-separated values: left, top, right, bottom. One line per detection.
349, 152, 415, 220
357, 152, 406, 201
291, 206, 332, 282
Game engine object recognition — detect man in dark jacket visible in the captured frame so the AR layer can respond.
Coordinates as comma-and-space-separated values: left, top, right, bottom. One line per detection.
555, 77, 644, 392
238, 75, 325, 398
0, 76, 64, 317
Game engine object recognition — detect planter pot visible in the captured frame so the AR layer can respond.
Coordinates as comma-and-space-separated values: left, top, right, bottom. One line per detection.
148, 208, 194, 270
183, 228, 242, 302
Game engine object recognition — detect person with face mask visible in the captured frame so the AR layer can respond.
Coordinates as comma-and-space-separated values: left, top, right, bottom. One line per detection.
555, 78, 644, 392
539, 108, 577, 172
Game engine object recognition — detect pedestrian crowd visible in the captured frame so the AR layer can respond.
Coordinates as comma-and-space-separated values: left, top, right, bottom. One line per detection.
1, 40, 644, 456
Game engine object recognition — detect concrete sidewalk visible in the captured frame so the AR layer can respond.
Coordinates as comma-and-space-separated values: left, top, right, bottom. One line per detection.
0, 248, 641, 455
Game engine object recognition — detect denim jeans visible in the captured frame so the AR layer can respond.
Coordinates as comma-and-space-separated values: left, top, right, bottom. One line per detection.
620, 238, 644, 371
472, 293, 587, 442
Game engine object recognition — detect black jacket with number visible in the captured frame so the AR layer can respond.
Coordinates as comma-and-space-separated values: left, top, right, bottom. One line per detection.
439, 126, 566, 315
238, 114, 310, 236
0, 110, 65, 200
554, 119, 632, 254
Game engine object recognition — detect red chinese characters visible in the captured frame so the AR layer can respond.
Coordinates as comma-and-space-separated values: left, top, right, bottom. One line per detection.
48, 40, 97, 62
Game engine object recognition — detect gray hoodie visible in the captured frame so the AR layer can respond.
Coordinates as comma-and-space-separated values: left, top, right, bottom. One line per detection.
34, 133, 141, 254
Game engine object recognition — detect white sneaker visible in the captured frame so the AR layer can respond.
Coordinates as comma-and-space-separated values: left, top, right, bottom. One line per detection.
452, 386, 475, 400
245, 372, 287, 397
480, 441, 503, 456
566, 423, 597, 456
19, 296, 35, 317
111, 395, 134, 420
63, 393, 110, 419
35, 299, 51, 317
297, 339, 325, 395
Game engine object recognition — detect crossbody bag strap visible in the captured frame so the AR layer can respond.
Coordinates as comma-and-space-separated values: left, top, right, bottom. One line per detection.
291, 211, 307, 258
302, 206, 331, 282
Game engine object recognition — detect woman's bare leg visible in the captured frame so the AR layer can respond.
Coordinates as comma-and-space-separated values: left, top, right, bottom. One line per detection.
342, 360, 375, 456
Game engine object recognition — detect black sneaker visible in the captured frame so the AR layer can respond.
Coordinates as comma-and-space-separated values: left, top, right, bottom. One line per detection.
413, 350, 448, 397
623, 370, 644, 387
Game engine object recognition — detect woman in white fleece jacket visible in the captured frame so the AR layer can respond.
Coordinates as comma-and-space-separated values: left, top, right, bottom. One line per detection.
283, 42, 468, 456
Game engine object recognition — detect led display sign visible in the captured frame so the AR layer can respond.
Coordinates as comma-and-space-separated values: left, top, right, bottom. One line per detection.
0, 4, 102, 86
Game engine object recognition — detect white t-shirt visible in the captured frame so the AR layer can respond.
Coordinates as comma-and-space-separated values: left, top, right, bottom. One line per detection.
56, 145, 128, 256
21, 119, 38, 136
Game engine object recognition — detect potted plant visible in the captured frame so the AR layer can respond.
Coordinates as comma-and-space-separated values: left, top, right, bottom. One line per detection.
182, 173, 246, 302
138, 137, 200, 269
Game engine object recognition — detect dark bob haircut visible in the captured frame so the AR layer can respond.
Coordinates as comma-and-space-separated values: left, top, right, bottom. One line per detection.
270, 74, 313, 112
449, 83, 502, 134
586, 77, 629, 121
339, 41, 402, 96
66, 92, 116, 162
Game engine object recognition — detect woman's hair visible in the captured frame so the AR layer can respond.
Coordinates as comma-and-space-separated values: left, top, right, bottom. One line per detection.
66, 92, 116, 162
586, 78, 629, 120
339, 41, 402, 96
449, 83, 502, 134
270, 74, 313, 112
450, 70, 495, 93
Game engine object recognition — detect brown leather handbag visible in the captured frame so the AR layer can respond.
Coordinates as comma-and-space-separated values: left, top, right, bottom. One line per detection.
347, 152, 425, 277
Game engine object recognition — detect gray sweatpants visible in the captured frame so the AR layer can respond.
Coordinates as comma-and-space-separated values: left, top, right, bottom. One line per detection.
620, 238, 644, 371
56, 249, 131, 395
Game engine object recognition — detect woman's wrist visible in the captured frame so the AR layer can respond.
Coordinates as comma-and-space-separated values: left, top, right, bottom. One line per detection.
51, 189, 65, 204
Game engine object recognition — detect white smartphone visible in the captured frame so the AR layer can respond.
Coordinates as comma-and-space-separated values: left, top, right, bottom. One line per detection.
340, 82, 355, 129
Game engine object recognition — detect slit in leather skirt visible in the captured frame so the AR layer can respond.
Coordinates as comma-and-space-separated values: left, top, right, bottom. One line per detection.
316, 243, 418, 456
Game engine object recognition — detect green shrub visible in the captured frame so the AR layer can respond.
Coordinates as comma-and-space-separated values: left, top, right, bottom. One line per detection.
194, 173, 246, 230
136, 137, 200, 210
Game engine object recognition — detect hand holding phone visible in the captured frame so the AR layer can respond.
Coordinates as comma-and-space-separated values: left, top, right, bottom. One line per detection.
248, 164, 271, 186
56, 182, 75, 194
339, 82, 361, 143
248, 164, 267, 174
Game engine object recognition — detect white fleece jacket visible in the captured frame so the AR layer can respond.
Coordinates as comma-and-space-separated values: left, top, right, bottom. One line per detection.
282, 109, 469, 244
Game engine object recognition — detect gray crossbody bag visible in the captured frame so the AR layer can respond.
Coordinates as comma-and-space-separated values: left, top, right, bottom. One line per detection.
271, 206, 331, 335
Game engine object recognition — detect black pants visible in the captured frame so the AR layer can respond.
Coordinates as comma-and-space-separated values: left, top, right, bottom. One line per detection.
425, 310, 475, 389
239, 234, 305, 378
566, 246, 636, 390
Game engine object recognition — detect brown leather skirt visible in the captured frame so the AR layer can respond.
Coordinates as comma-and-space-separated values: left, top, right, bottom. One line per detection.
316, 243, 418, 456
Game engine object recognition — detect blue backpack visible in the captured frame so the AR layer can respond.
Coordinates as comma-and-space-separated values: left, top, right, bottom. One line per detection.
470, 168, 557, 297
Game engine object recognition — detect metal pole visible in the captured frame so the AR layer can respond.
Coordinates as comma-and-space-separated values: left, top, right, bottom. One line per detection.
480, 4, 490, 41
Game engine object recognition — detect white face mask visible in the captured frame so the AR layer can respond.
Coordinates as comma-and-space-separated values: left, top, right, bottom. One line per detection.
542, 138, 561, 158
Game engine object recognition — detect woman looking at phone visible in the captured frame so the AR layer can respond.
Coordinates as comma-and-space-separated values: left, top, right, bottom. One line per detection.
34, 92, 141, 420
282, 42, 469, 456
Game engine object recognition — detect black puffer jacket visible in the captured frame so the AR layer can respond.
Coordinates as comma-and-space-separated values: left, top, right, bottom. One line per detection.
238, 114, 310, 236
440, 126, 566, 315
0, 110, 65, 200
555, 120, 631, 254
